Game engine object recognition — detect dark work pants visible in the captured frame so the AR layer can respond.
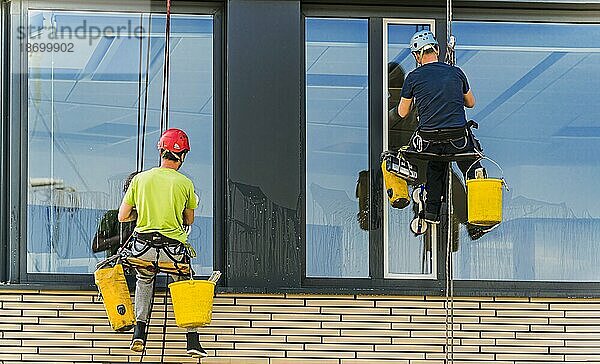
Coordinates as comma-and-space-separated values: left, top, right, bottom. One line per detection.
424, 138, 482, 217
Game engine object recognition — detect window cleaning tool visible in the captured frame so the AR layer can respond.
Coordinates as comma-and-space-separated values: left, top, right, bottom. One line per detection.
382, 151, 418, 181
169, 271, 222, 328
94, 263, 135, 332
466, 157, 507, 226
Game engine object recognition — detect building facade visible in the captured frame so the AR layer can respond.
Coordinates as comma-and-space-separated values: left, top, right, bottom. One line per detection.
1, 0, 600, 362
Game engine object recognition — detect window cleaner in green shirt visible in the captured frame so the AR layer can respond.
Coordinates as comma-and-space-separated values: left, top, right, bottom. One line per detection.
118, 128, 206, 358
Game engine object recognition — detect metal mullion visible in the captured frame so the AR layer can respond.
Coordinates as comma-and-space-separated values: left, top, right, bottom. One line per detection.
212, 6, 225, 285
299, 11, 307, 286
368, 17, 383, 280
7, 0, 28, 283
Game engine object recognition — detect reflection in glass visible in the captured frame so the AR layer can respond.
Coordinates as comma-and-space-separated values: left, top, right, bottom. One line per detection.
385, 23, 435, 276
305, 18, 369, 277
27, 11, 214, 274
453, 22, 600, 281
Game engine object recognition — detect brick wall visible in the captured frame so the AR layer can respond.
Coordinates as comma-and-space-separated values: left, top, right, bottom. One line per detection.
1, 290, 600, 363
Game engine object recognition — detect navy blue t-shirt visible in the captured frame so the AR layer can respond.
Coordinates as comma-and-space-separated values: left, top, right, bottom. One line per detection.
400, 62, 470, 130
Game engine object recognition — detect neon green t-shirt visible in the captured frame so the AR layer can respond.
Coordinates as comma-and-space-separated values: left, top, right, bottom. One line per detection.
124, 167, 198, 243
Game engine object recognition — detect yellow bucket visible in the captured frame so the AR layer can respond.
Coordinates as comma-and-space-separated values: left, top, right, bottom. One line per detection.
94, 264, 135, 332
381, 160, 409, 209
169, 280, 216, 328
467, 178, 503, 226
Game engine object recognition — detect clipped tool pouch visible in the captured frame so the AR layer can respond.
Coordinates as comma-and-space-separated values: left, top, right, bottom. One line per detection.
381, 157, 411, 209
94, 263, 135, 332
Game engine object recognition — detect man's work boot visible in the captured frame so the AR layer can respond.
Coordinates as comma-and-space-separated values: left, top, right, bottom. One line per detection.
186, 331, 208, 358
130, 321, 147, 353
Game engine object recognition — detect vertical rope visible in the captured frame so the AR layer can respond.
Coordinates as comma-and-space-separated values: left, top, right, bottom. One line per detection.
445, 0, 457, 359
140, 14, 152, 171
445, 0, 456, 66
49, 13, 56, 271
165, 0, 171, 130
447, 0, 452, 46
159, 0, 172, 135
161, 276, 169, 362
136, 13, 143, 172
139, 267, 158, 363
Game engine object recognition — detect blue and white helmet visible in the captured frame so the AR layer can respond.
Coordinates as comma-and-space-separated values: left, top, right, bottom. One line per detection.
409, 30, 438, 52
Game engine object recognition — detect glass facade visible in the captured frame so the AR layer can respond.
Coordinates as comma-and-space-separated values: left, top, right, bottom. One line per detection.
453, 22, 600, 281
26, 11, 214, 274
305, 18, 369, 278
1, 2, 598, 293
385, 22, 435, 277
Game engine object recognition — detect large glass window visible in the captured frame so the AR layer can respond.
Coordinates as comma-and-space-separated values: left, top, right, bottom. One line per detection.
384, 21, 436, 278
452, 22, 600, 281
26, 11, 214, 274
305, 18, 369, 278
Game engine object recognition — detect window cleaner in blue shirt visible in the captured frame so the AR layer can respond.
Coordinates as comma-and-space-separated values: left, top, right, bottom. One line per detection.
397, 30, 486, 232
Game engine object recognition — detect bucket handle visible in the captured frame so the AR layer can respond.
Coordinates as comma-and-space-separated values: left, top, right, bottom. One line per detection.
467, 156, 509, 191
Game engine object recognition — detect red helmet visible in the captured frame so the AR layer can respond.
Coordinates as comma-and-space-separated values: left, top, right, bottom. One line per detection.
157, 128, 190, 153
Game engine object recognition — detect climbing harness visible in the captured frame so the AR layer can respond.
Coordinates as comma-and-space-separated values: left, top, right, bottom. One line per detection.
409, 126, 473, 154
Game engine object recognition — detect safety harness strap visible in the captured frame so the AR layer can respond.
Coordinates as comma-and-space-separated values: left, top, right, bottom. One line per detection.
117, 232, 194, 277
124, 257, 191, 276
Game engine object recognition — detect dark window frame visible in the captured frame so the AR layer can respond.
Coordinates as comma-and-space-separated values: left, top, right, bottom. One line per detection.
301, 3, 600, 298
301, 10, 448, 295
5, 0, 225, 288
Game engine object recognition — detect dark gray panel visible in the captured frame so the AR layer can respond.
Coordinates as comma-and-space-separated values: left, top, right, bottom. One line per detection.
226, 0, 302, 288
368, 18, 383, 279
0, 2, 7, 283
